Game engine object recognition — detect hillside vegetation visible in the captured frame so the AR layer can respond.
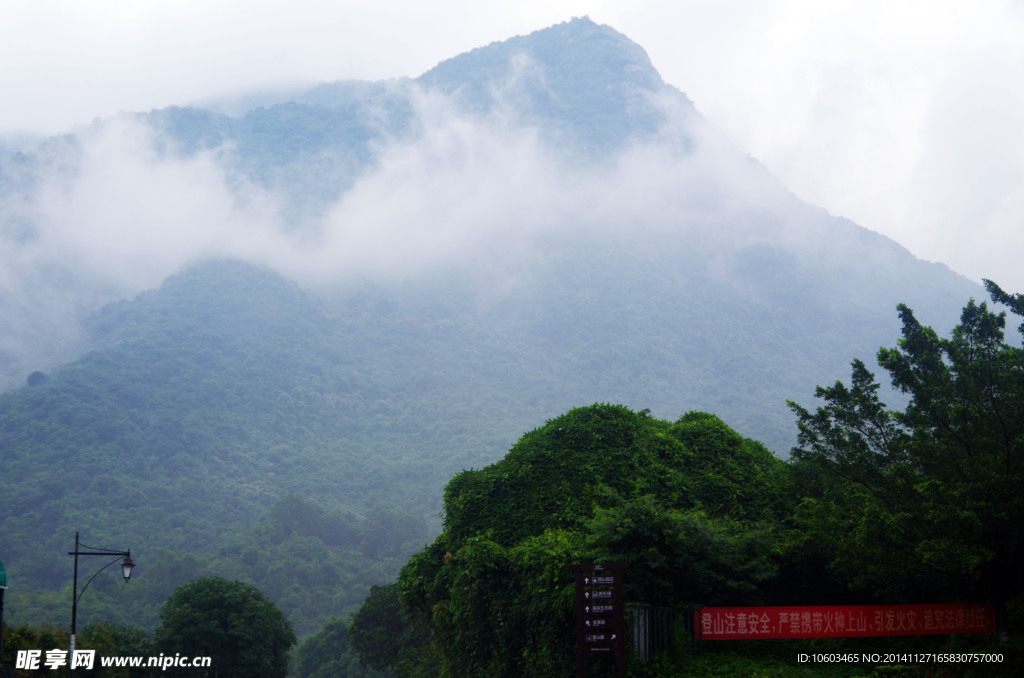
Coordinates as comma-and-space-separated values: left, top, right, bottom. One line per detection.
0, 18, 1011, 677
343, 282, 1023, 676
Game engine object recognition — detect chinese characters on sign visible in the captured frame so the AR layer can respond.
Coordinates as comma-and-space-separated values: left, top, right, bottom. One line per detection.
568, 563, 629, 678
697, 604, 997, 640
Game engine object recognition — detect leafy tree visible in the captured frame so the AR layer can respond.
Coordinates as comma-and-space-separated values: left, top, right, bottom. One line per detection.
362, 404, 790, 676
292, 615, 383, 678
81, 621, 155, 677
154, 577, 295, 677
349, 584, 405, 674
788, 280, 1024, 633
1, 622, 69, 677
586, 496, 778, 606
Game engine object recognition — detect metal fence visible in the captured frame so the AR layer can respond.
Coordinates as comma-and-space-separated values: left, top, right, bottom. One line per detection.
627, 604, 697, 661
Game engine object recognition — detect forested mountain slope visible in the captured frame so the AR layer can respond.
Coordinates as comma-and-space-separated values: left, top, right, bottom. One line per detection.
0, 17, 985, 638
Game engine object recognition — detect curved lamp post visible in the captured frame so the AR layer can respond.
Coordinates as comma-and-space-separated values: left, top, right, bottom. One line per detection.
1, 558, 7, 674
68, 532, 135, 675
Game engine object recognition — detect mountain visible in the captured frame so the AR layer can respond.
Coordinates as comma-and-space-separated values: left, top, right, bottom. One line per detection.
0, 17, 985, 637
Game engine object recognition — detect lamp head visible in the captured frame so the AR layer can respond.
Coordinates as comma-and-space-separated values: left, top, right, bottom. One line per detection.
121, 554, 135, 582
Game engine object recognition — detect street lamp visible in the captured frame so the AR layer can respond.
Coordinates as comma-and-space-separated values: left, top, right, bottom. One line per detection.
1, 558, 7, 675
68, 532, 135, 675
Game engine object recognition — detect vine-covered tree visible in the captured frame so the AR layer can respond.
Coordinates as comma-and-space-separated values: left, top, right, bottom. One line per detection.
355, 404, 791, 677
788, 280, 1024, 634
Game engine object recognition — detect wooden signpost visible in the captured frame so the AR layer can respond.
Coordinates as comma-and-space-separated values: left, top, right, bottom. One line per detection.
567, 563, 628, 678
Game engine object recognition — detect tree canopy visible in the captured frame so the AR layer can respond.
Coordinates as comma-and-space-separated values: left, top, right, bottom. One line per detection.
352, 404, 792, 677
347, 282, 1024, 675
788, 279, 1024, 631
154, 577, 295, 678
292, 614, 382, 678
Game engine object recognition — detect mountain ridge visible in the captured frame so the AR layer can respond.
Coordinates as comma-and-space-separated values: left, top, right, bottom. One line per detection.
0, 18, 991, 642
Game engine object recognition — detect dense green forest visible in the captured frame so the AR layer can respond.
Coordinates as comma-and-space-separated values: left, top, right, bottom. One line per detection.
0, 245, 976, 633
0, 261, 457, 636
3, 276, 1022, 676
332, 282, 1023, 677
1, 16, 1019, 678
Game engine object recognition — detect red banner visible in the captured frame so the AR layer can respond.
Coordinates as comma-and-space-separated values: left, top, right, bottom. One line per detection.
697, 604, 996, 640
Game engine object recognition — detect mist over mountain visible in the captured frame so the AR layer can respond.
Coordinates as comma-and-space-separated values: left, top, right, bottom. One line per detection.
0, 18, 977, 384
0, 17, 985, 633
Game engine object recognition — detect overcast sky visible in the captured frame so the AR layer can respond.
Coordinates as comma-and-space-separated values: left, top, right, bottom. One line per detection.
3, 0, 1022, 293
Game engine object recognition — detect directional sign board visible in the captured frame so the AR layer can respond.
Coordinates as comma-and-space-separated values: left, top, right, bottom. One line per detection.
567, 563, 629, 678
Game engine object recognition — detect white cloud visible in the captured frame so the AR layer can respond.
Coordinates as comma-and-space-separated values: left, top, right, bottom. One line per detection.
29, 118, 285, 290
1, 0, 1022, 315
2, 79, 798, 343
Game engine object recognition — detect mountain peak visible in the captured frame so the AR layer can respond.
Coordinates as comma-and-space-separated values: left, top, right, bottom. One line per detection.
418, 16, 664, 95
416, 17, 673, 153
